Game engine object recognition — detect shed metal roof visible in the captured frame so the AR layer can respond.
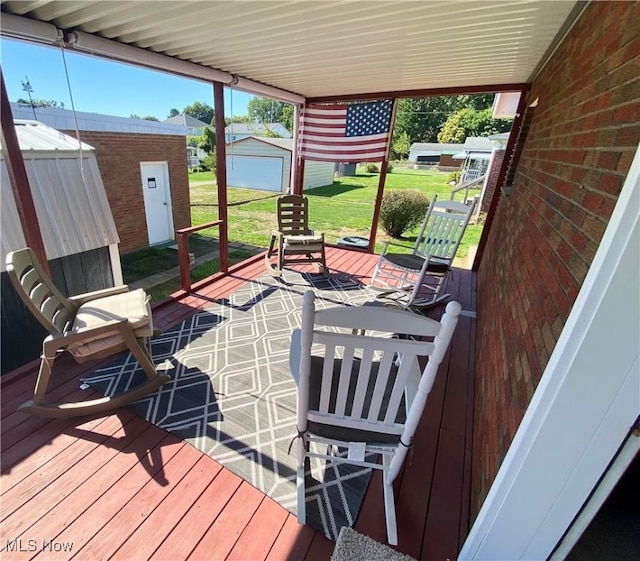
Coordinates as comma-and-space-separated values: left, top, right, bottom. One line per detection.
0, 120, 94, 153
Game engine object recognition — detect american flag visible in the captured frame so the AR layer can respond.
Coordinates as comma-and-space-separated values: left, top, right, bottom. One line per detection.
298, 100, 394, 162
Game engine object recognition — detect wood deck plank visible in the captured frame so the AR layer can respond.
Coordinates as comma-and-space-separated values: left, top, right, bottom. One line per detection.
265, 513, 317, 561
0, 416, 148, 544
421, 429, 467, 561
70, 441, 206, 561
0, 412, 135, 512
109, 453, 223, 561
187, 482, 264, 561
31, 436, 187, 560
150, 468, 243, 561
2, 427, 175, 556
226, 496, 290, 561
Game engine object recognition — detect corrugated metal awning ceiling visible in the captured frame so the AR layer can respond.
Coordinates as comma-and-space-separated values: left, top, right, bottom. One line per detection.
1, 1, 581, 100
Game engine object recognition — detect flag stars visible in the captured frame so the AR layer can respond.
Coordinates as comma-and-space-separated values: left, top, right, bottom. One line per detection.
346, 100, 392, 137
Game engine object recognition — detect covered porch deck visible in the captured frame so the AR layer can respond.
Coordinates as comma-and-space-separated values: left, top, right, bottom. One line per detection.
1, 246, 476, 560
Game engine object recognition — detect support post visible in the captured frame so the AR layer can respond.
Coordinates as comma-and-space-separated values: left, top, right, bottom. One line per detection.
0, 68, 49, 274
213, 81, 229, 273
368, 98, 398, 253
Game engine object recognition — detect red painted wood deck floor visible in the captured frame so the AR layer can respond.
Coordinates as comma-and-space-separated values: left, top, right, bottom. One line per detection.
0, 247, 476, 561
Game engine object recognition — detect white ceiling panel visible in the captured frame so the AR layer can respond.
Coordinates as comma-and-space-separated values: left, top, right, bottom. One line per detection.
1, 0, 581, 100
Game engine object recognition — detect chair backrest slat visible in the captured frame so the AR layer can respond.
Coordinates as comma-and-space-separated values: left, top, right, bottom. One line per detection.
319, 340, 337, 413
278, 195, 310, 236
415, 197, 476, 262
383, 353, 419, 424
6, 248, 76, 335
352, 347, 375, 418
335, 345, 356, 416
367, 349, 396, 423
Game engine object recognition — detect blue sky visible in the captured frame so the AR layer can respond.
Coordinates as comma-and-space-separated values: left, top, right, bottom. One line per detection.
1, 38, 254, 120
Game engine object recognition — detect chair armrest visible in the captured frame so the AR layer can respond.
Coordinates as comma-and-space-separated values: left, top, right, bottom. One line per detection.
68, 285, 131, 305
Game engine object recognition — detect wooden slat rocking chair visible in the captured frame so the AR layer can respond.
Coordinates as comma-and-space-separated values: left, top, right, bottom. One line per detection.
290, 290, 461, 545
370, 195, 476, 308
6, 248, 170, 418
265, 194, 327, 277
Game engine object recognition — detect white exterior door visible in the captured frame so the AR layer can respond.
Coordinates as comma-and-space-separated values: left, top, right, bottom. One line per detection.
140, 162, 174, 245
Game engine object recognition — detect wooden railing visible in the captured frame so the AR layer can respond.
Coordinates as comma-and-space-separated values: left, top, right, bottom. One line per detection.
451, 174, 486, 203
175, 220, 223, 292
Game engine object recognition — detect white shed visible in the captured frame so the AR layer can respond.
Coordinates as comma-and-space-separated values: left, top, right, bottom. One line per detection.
1, 120, 120, 276
226, 136, 334, 192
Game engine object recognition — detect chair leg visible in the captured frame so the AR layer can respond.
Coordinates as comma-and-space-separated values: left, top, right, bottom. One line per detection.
297, 435, 308, 524
265, 235, 283, 276
32, 352, 56, 405
382, 455, 398, 546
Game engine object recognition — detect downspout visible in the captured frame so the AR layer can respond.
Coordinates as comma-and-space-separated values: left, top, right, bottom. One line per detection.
0, 68, 49, 274
472, 89, 529, 271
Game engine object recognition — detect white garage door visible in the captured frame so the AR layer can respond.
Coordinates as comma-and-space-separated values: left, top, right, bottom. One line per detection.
226, 155, 284, 192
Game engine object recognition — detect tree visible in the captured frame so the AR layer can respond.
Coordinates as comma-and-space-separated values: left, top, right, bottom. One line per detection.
130, 114, 160, 121
437, 107, 511, 143
247, 97, 293, 132
167, 108, 180, 118
226, 114, 251, 124
391, 131, 411, 160
183, 101, 214, 124
198, 127, 216, 154
16, 97, 64, 108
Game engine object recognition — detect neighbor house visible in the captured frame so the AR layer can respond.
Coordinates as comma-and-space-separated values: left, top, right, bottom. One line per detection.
227, 136, 334, 192
225, 122, 291, 142
408, 142, 464, 169
164, 113, 212, 167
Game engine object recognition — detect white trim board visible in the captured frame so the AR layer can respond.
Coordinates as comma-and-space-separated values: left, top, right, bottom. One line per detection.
460, 143, 640, 561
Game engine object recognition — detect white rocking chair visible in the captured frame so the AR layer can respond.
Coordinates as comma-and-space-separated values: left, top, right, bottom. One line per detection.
370, 196, 476, 308
290, 291, 461, 545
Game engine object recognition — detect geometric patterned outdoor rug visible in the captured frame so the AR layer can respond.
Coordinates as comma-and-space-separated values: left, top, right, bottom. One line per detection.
83, 269, 382, 541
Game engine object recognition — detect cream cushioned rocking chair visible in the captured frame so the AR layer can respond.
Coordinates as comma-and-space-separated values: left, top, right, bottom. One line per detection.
6, 248, 170, 418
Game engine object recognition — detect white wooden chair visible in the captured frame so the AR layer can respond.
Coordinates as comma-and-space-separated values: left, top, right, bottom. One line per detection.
6, 247, 170, 417
265, 194, 327, 277
290, 291, 461, 545
370, 196, 476, 308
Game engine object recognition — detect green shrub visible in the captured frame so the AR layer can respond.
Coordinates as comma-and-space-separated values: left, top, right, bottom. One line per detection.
386, 163, 393, 173
447, 170, 461, 184
200, 153, 216, 173
380, 190, 429, 238
365, 163, 379, 173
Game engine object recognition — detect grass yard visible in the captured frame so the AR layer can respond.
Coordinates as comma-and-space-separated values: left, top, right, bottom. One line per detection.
146, 249, 256, 302
189, 166, 485, 261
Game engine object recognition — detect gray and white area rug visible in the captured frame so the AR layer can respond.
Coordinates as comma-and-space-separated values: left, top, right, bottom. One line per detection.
84, 270, 381, 541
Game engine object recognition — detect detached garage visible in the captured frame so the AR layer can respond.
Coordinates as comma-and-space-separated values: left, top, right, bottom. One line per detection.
226, 136, 334, 192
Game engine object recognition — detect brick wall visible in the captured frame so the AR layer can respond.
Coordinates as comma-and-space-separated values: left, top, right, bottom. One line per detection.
472, 1, 640, 518
63, 131, 191, 254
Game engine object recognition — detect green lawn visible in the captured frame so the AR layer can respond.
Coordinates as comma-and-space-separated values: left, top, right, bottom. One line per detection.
189, 166, 484, 260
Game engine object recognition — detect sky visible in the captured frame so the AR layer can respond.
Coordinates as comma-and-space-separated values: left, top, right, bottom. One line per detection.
1, 38, 254, 120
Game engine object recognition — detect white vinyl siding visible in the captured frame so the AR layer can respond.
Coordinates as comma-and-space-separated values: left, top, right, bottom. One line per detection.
303, 160, 335, 190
